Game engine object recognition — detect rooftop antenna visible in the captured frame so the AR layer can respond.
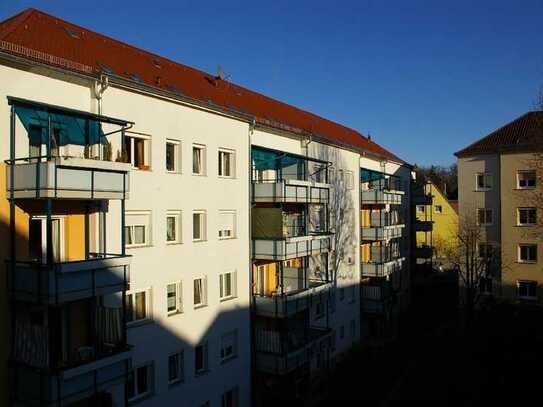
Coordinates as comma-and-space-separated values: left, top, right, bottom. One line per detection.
217, 65, 230, 81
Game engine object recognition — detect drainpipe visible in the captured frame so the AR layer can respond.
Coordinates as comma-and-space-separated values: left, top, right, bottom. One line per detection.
248, 116, 256, 407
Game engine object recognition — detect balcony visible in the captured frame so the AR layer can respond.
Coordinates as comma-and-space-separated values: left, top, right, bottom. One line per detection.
11, 349, 131, 406
361, 178, 404, 205
252, 179, 330, 204
255, 327, 333, 375
252, 235, 331, 260
8, 253, 130, 304
6, 156, 131, 200
361, 257, 405, 277
414, 245, 433, 259
361, 285, 392, 313
414, 220, 433, 232
254, 279, 331, 318
361, 224, 404, 241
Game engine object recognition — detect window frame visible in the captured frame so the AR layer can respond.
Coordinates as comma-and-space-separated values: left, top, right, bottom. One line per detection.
125, 133, 151, 170
166, 210, 182, 244
166, 139, 181, 173
517, 280, 537, 300
476, 208, 493, 226
192, 210, 207, 242
475, 172, 492, 191
194, 341, 209, 375
218, 210, 236, 240
518, 244, 537, 263
219, 271, 237, 301
166, 281, 183, 316
192, 144, 207, 176
434, 205, 443, 214
218, 148, 236, 178
126, 288, 152, 326
220, 330, 238, 363
193, 276, 208, 308
127, 362, 154, 402
517, 170, 536, 190
125, 211, 152, 248
517, 207, 537, 226
168, 350, 184, 386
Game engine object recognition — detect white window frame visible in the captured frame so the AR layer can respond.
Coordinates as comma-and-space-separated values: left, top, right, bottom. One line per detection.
344, 170, 354, 190
168, 350, 184, 385
219, 271, 237, 301
192, 144, 207, 175
434, 205, 443, 214
416, 205, 425, 213
517, 208, 537, 226
218, 148, 235, 178
517, 170, 536, 189
194, 341, 209, 375
166, 210, 182, 244
125, 133, 151, 170
166, 281, 183, 316
166, 139, 181, 173
29, 216, 66, 263
193, 210, 207, 242
517, 280, 537, 300
218, 210, 236, 240
220, 330, 238, 362
126, 288, 152, 325
475, 172, 492, 191
518, 244, 537, 263
127, 362, 154, 402
125, 211, 151, 248
476, 208, 493, 226
193, 276, 208, 308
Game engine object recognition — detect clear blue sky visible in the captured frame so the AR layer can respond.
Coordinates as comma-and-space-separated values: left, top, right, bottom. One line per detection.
2, 1, 542, 166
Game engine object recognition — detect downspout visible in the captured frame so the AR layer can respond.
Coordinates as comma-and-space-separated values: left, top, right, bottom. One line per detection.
248, 116, 256, 407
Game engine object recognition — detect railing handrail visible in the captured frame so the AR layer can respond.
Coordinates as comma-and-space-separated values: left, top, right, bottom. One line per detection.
6, 252, 130, 268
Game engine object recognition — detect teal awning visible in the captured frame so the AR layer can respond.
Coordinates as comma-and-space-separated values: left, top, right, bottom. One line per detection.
14, 103, 105, 146
361, 168, 385, 182
252, 147, 302, 171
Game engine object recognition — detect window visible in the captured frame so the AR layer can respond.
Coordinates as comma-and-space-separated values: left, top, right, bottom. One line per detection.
477, 243, 493, 259
476, 173, 492, 190
220, 272, 237, 300
518, 244, 537, 263
350, 320, 356, 338
127, 363, 154, 401
339, 325, 345, 340
416, 205, 426, 213
167, 282, 182, 315
127, 288, 151, 324
434, 205, 443, 214
219, 210, 236, 239
193, 277, 208, 308
222, 387, 239, 407
125, 211, 151, 247
166, 139, 180, 172
517, 171, 536, 189
193, 211, 206, 241
166, 211, 182, 243
124, 134, 150, 170
345, 170, 354, 190
192, 144, 206, 175
195, 341, 209, 375
477, 208, 493, 226
517, 280, 537, 299
220, 330, 238, 362
218, 149, 235, 177
518, 208, 536, 226
168, 351, 184, 385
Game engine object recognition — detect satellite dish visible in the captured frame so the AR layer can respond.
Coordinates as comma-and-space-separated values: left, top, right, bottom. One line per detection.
217, 65, 226, 80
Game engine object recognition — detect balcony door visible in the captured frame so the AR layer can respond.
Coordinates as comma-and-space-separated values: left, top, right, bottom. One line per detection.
29, 217, 63, 263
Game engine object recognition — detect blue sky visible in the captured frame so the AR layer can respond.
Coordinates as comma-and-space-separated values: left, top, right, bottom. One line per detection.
2, 1, 542, 166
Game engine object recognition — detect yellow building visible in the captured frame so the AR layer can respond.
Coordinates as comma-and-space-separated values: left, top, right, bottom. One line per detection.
415, 182, 458, 260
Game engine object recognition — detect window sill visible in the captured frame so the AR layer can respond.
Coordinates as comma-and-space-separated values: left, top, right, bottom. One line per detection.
167, 310, 183, 317
514, 187, 536, 191
218, 175, 236, 180
127, 318, 154, 329
220, 296, 237, 303
195, 369, 210, 378
168, 379, 184, 388
516, 224, 536, 227
220, 355, 237, 365
166, 241, 183, 245
128, 392, 154, 405
192, 239, 208, 244
166, 170, 182, 175
192, 173, 207, 177
517, 260, 537, 264
474, 188, 492, 192
126, 244, 152, 249
218, 237, 237, 241
194, 304, 208, 310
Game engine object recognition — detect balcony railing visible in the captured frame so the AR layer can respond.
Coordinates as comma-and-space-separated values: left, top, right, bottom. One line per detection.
361, 224, 404, 241
361, 257, 405, 277
414, 220, 433, 232
8, 253, 130, 304
253, 279, 331, 318
252, 234, 331, 260
254, 327, 333, 374
6, 156, 131, 200
414, 245, 433, 259
361, 178, 404, 205
252, 179, 330, 204
361, 285, 392, 313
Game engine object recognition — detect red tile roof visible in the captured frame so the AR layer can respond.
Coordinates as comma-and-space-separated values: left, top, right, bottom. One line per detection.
455, 111, 543, 157
0, 8, 406, 164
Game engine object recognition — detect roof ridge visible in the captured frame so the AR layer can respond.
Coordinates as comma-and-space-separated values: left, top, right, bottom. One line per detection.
0, 8, 35, 40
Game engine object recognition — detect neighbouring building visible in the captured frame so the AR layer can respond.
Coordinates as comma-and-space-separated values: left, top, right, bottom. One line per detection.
0, 8, 414, 406
456, 111, 543, 303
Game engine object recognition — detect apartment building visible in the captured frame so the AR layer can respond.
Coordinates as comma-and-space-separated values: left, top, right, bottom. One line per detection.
0, 8, 413, 406
456, 111, 543, 302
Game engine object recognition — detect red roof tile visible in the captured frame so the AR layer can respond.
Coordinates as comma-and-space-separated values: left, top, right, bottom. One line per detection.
0, 8, 406, 164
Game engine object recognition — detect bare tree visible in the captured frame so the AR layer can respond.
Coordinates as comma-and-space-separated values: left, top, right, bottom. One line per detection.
442, 214, 500, 323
